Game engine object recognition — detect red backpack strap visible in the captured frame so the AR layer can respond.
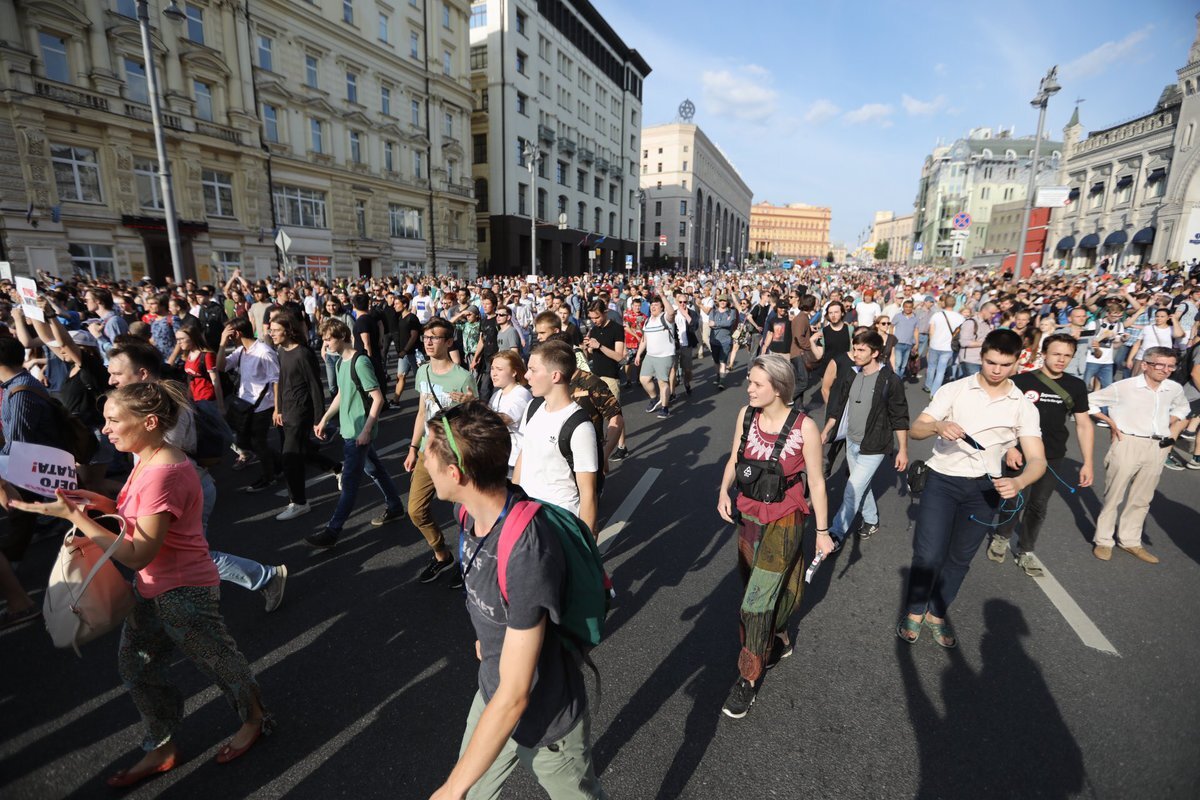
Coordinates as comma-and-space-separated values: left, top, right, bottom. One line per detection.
497, 500, 542, 604
456, 504, 469, 529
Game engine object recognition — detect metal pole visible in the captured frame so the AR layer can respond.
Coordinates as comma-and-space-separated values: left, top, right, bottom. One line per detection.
138, 0, 185, 286
525, 142, 538, 277
1015, 66, 1059, 281
635, 189, 643, 275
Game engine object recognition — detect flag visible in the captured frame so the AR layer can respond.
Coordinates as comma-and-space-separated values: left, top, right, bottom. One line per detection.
578, 232, 590, 246
595, 236, 606, 245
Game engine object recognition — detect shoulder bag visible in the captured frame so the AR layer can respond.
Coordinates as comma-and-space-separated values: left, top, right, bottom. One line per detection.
44, 516, 135, 657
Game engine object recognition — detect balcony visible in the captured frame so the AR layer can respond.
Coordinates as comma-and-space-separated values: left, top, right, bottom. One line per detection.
558, 137, 576, 156
578, 147, 594, 164
34, 79, 109, 112
444, 182, 473, 198
595, 157, 609, 174
195, 121, 243, 145
538, 124, 556, 144
124, 101, 183, 130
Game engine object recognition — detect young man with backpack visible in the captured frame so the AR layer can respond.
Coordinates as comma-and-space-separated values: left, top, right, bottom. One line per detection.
924, 294, 964, 395
194, 285, 228, 351
424, 401, 607, 800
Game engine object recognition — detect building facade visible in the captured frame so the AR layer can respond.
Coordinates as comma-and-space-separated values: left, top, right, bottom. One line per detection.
982, 201, 1049, 274
749, 201, 830, 262
0, 0, 477, 283
638, 122, 751, 270
869, 210, 914, 263
469, 0, 650, 276
1046, 16, 1200, 271
912, 127, 1062, 265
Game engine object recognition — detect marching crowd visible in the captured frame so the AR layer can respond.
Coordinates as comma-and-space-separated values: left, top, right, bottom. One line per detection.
0, 257, 1198, 797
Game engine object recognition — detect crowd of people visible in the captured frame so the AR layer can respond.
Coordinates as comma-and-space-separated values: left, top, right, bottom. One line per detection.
0, 256, 1198, 796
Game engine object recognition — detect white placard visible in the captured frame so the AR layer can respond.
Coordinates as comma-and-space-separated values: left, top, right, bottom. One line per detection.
15, 276, 43, 322
8, 442, 77, 497
0, 261, 11, 280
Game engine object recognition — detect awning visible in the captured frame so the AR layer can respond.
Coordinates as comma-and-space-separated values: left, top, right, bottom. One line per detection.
1115, 175, 1133, 189
1104, 230, 1128, 246
1147, 168, 1167, 184
1132, 227, 1155, 244
1055, 235, 1076, 251
1067, 187, 1080, 202
1079, 233, 1100, 249
1089, 182, 1105, 195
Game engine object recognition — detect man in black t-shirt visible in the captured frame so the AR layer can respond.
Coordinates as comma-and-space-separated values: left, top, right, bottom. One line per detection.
583, 299, 625, 401
988, 333, 1095, 576
390, 294, 422, 405
351, 293, 386, 388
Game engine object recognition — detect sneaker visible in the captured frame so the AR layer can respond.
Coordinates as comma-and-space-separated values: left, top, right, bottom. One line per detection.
448, 571, 464, 590
231, 454, 260, 472
305, 529, 339, 549
765, 637, 793, 670
418, 555, 456, 583
387, 399, 403, 410
721, 677, 757, 719
1015, 551, 1045, 578
611, 445, 630, 461
1095, 419, 1110, 429
685, 385, 693, 397
645, 399, 661, 413
656, 407, 670, 419
1187, 456, 1200, 471
333, 469, 343, 491
986, 536, 1008, 563
717, 380, 726, 391
275, 503, 311, 521
1165, 454, 1185, 471
245, 475, 278, 493
371, 507, 405, 526
262, 564, 288, 612
858, 522, 881, 540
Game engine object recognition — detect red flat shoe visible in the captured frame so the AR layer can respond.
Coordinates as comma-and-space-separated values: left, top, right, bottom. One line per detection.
105, 753, 178, 788
215, 717, 274, 764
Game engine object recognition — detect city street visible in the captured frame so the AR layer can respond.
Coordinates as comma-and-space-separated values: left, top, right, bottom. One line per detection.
2, 360, 1198, 799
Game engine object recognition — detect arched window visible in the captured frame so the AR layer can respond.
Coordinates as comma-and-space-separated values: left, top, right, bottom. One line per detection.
1005, 149, 1016, 160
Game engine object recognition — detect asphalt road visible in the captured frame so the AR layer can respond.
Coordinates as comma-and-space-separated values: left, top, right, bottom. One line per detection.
2, 355, 1199, 799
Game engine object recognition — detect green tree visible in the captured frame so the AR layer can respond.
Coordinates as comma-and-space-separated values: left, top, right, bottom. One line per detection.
874, 241, 890, 260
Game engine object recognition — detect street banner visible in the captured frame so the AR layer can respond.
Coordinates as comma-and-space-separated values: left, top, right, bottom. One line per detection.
7, 442, 78, 497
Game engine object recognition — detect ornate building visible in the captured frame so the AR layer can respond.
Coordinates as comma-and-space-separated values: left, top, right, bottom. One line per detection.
749, 201, 830, 263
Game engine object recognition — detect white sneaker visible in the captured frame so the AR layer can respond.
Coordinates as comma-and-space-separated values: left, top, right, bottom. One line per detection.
275, 503, 311, 521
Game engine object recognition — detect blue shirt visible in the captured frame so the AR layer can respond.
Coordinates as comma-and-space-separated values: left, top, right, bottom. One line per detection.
893, 312, 920, 345
0, 372, 57, 455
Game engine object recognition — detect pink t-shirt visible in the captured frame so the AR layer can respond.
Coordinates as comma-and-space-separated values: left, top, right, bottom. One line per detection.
735, 410, 812, 524
117, 460, 217, 599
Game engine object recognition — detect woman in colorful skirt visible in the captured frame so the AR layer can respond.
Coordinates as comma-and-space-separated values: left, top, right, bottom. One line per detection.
716, 353, 830, 719
13, 382, 271, 788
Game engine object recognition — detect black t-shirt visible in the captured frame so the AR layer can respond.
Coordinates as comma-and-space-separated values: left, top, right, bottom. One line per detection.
767, 316, 790, 354
586, 319, 623, 379
277, 344, 323, 418
395, 312, 422, 355
352, 311, 381, 361
376, 302, 400, 335
480, 315, 499, 356
751, 303, 770, 330
1012, 371, 1088, 460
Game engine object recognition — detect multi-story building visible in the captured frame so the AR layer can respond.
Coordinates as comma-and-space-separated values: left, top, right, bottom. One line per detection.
638, 122, 751, 270
469, 0, 650, 276
869, 210, 914, 263
749, 201, 830, 263
912, 127, 1062, 265
983, 201, 1050, 273
0, 0, 477, 283
1046, 15, 1200, 271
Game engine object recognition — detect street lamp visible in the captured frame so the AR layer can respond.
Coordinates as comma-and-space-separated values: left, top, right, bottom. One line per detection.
634, 188, 645, 275
1014, 66, 1060, 280
522, 140, 542, 277
686, 214, 693, 274
137, 0, 186, 285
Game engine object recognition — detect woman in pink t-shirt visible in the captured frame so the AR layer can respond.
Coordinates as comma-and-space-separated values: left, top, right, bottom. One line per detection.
13, 382, 271, 788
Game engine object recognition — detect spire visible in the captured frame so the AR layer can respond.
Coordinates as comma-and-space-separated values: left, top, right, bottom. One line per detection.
1192, 12, 1200, 66
1067, 105, 1080, 128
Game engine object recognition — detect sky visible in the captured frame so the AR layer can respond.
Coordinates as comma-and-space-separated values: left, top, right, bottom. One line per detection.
593, 0, 1196, 246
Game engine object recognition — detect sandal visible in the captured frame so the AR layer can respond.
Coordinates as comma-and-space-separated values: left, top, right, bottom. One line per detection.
923, 617, 958, 649
896, 616, 922, 644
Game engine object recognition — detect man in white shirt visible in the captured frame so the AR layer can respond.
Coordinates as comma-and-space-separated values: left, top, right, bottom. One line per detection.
411, 284, 435, 325
855, 290, 882, 328
515, 340, 599, 534
924, 295, 964, 396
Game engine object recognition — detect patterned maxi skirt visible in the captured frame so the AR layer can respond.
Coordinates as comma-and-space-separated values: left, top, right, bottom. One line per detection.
736, 509, 807, 682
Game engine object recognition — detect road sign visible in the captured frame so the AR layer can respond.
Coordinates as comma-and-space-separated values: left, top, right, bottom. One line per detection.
625, 254, 634, 270
274, 229, 292, 253
952, 213, 971, 230
658, 234, 667, 246
913, 243, 924, 262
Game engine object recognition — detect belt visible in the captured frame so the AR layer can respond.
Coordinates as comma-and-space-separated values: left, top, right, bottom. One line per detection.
1121, 432, 1165, 440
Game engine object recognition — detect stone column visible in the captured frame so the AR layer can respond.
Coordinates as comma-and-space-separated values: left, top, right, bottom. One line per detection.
85, 0, 117, 91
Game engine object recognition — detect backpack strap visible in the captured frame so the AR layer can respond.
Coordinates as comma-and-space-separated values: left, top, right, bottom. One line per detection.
768, 406, 803, 463
496, 500, 542, 604
524, 394, 546, 425
739, 405, 756, 457
1032, 369, 1075, 414
557, 406, 593, 472
348, 353, 374, 406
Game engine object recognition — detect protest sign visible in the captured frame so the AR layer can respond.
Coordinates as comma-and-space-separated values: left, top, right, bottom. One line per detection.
8, 442, 77, 497
16, 276, 43, 322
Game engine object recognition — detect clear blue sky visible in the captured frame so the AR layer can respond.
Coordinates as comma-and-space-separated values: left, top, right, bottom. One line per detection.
595, 0, 1195, 246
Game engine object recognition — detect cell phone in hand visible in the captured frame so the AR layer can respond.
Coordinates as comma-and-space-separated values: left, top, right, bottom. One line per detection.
960, 433, 986, 450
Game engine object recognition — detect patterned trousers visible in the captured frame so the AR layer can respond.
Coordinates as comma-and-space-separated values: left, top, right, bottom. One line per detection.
118, 585, 262, 751
736, 510, 807, 682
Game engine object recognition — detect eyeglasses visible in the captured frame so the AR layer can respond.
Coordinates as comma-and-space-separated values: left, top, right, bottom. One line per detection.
422, 335, 445, 342
1144, 362, 1176, 370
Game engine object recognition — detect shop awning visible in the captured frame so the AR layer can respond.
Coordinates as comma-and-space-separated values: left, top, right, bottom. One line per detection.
1067, 187, 1080, 202
1147, 168, 1167, 184
1131, 227, 1156, 244
1079, 233, 1100, 249
1055, 235, 1076, 251
1089, 182, 1105, 195
1115, 175, 1133, 189
1104, 230, 1128, 246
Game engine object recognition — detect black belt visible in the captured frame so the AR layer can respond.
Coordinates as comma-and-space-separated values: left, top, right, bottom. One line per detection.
1121, 432, 1166, 440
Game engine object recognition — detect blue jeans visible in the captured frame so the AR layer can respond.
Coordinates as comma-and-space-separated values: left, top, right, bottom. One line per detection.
830, 440, 885, 543
894, 342, 913, 377
959, 362, 981, 377
1084, 361, 1113, 390
903, 470, 1000, 618
327, 439, 403, 534
925, 349, 954, 394
1113, 345, 1131, 380
324, 352, 340, 394
197, 466, 273, 591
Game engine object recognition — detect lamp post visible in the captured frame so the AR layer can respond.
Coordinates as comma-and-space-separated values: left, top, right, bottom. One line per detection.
686, 213, 693, 274
523, 140, 542, 277
1015, 66, 1060, 281
137, 0, 186, 286
634, 188, 645, 275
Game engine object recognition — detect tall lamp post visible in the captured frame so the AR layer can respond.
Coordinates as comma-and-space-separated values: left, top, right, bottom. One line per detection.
1015, 66, 1060, 281
523, 141, 542, 277
137, 0, 186, 285
634, 188, 645, 275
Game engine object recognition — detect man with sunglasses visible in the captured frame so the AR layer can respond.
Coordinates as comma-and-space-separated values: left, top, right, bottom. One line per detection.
1087, 346, 1190, 564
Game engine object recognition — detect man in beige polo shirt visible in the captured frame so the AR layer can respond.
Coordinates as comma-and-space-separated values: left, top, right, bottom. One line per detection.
1087, 345, 1190, 564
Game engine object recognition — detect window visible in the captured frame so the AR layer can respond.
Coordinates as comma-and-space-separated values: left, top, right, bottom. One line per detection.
356, 199, 367, 237
594, 207, 601, 231
389, 205, 423, 238
556, 161, 566, 185
124, 58, 148, 104
116, 0, 137, 17
577, 201, 585, 228
194, 80, 213, 121
470, 2, 486, 28
593, 178, 602, 198
214, 251, 241, 277
657, 148, 662, 154
447, 160, 456, 183
679, 221, 687, 237
477, 227, 487, 243
537, 189, 546, 220
557, 194, 567, 214
411, 99, 422, 127
680, 200, 687, 215
515, 11, 526, 34
410, 31, 420, 59
657, 162, 662, 172
654, 201, 661, 216
515, 137, 527, 167
412, 150, 423, 178
470, 45, 487, 69
518, 183, 528, 215
444, 112, 453, 138
641, 165, 646, 175
39, 33, 69, 83
202, 169, 234, 217
654, 222, 661, 236
378, 13, 389, 42
310, 117, 324, 153
450, 212, 462, 240
472, 133, 487, 164
979, 187, 990, 200
69, 244, 115, 280
642, 149, 647, 159
256, 34, 273, 70
349, 130, 362, 163
609, 184, 617, 203
134, 158, 163, 209
304, 55, 319, 87
1150, 177, 1166, 199
273, 185, 327, 227
475, 178, 489, 212
262, 103, 279, 142
479, 89, 489, 110
442, 2, 451, 28
346, 72, 358, 103
516, 92, 527, 115
185, 4, 204, 43
383, 140, 395, 172
682, 180, 687, 190
682, 161, 688, 171
53, 145, 102, 202
516, 50, 527, 75
342, 0, 353, 24
380, 86, 391, 115
443, 50, 452, 76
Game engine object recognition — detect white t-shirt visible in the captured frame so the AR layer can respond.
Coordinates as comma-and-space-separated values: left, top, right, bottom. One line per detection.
882, 302, 903, 320
855, 301, 882, 327
642, 313, 675, 358
412, 295, 434, 324
517, 400, 598, 515
489, 385, 533, 467
927, 309, 965, 351
1086, 320, 1125, 365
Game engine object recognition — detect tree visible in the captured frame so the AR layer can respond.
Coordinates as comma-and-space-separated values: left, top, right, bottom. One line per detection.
874, 241, 890, 260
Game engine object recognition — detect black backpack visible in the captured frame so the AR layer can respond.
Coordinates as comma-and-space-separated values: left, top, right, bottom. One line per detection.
524, 396, 605, 496
196, 300, 228, 350
735, 406, 807, 504
7, 384, 98, 465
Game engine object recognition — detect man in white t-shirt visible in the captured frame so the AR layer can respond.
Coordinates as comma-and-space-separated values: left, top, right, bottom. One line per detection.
925, 295, 964, 396
855, 290, 882, 328
514, 340, 599, 533
411, 284, 435, 325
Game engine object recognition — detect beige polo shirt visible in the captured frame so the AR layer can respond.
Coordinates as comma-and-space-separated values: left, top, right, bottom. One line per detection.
1086, 375, 1189, 437
922, 375, 1042, 477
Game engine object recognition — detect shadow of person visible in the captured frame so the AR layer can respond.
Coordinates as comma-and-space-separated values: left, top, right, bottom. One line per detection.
897, 598, 1086, 799
1148, 492, 1200, 566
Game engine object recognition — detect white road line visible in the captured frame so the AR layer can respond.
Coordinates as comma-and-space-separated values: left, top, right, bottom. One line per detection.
596, 468, 661, 551
1029, 554, 1120, 656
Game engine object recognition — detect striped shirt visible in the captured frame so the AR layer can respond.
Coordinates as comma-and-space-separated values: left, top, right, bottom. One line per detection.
0, 372, 57, 455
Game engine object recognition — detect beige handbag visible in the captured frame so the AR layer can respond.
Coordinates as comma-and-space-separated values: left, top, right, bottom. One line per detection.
44, 517, 135, 656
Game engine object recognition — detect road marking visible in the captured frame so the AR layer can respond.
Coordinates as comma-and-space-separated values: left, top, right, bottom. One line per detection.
596, 468, 660, 551
274, 438, 411, 497
1029, 554, 1120, 656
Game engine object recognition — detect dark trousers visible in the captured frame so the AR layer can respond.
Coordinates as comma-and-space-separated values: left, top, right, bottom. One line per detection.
281, 416, 341, 505
248, 409, 281, 482
790, 355, 811, 402
994, 457, 1061, 553
904, 470, 1000, 618
0, 487, 40, 561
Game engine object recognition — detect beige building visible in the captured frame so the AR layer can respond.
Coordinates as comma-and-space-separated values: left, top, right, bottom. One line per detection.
0, 0, 477, 283
639, 121, 751, 269
749, 201, 831, 262
870, 210, 914, 263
